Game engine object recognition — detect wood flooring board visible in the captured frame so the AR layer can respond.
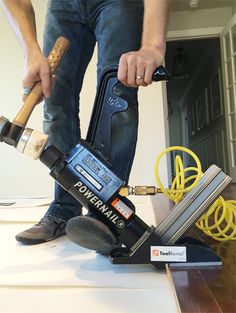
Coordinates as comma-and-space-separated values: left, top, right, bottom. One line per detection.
199, 267, 236, 313
170, 269, 222, 313
155, 184, 236, 313
211, 241, 236, 277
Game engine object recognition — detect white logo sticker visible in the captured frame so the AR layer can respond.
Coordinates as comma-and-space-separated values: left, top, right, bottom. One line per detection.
151, 246, 187, 262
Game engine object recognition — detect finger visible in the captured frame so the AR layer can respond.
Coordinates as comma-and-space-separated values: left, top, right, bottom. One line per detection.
40, 64, 51, 98
136, 75, 147, 87
127, 56, 138, 87
118, 54, 128, 84
22, 87, 42, 103
22, 87, 32, 97
136, 64, 147, 87
22, 94, 44, 104
22, 70, 38, 89
37, 75, 55, 103
22, 73, 37, 100
38, 94, 44, 103
22, 83, 34, 101
136, 78, 148, 87
51, 74, 56, 89
144, 65, 156, 85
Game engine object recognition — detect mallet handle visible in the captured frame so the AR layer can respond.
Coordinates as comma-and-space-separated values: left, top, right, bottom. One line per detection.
13, 37, 70, 128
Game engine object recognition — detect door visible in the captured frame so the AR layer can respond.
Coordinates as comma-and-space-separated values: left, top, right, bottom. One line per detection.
220, 13, 236, 182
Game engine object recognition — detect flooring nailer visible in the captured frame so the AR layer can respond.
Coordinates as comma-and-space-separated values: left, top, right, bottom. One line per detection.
0, 37, 232, 269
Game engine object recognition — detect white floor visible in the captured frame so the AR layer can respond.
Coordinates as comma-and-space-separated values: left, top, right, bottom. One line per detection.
0, 197, 180, 313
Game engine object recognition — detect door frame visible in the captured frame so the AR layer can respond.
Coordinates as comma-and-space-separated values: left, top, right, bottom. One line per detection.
165, 26, 227, 184
220, 13, 236, 182
167, 27, 224, 41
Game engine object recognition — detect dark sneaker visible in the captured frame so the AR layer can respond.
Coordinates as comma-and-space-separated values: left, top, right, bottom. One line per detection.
66, 215, 121, 254
15, 216, 67, 245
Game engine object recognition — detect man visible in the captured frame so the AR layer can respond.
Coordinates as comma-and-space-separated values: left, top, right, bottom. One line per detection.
1, 0, 170, 253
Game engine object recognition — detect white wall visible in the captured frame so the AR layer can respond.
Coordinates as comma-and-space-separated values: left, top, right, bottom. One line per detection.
0, 1, 52, 198
168, 7, 233, 31
233, 0, 236, 14
0, 1, 168, 198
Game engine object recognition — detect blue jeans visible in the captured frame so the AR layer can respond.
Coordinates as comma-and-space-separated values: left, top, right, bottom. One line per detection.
43, 0, 144, 221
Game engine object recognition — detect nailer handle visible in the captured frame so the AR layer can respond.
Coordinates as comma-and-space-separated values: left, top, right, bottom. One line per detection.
152, 66, 171, 82
13, 37, 70, 128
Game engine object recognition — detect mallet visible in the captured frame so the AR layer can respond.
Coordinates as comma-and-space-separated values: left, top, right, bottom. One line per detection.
0, 37, 70, 153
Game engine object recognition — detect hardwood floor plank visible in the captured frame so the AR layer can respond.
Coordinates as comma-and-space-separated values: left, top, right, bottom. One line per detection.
170, 269, 222, 313
199, 267, 236, 313
152, 183, 236, 312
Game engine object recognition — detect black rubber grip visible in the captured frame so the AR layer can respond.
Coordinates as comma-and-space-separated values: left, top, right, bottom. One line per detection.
152, 66, 171, 82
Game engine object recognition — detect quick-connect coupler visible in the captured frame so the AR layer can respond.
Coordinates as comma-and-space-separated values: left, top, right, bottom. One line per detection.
119, 186, 162, 197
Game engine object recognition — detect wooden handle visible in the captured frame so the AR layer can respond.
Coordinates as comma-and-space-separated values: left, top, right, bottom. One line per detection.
13, 37, 70, 127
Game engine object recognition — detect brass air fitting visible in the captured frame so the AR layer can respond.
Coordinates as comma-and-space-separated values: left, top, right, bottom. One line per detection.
119, 186, 162, 196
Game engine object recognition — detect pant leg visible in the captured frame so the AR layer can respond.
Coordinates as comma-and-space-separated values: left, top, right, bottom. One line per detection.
43, 0, 96, 221
91, 0, 144, 182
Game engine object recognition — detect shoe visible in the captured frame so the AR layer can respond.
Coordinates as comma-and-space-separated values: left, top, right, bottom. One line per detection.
66, 215, 121, 254
15, 216, 67, 245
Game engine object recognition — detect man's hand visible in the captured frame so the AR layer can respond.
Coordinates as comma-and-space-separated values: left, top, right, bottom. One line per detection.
118, 46, 165, 88
0, 0, 53, 100
22, 46, 53, 102
118, 0, 170, 88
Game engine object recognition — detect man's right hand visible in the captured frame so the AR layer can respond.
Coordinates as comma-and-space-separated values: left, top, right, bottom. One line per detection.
0, 0, 52, 101
22, 46, 53, 102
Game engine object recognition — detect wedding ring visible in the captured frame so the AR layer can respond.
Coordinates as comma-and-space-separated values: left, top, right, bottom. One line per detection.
23, 87, 32, 96
136, 75, 144, 80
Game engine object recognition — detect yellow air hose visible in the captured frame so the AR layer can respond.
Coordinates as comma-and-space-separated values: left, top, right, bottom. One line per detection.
154, 146, 236, 241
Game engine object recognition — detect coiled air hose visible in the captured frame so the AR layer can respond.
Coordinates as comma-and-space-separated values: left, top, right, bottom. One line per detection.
154, 146, 236, 242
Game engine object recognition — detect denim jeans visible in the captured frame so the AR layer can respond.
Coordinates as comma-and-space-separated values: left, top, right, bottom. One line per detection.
43, 0, 144, 221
